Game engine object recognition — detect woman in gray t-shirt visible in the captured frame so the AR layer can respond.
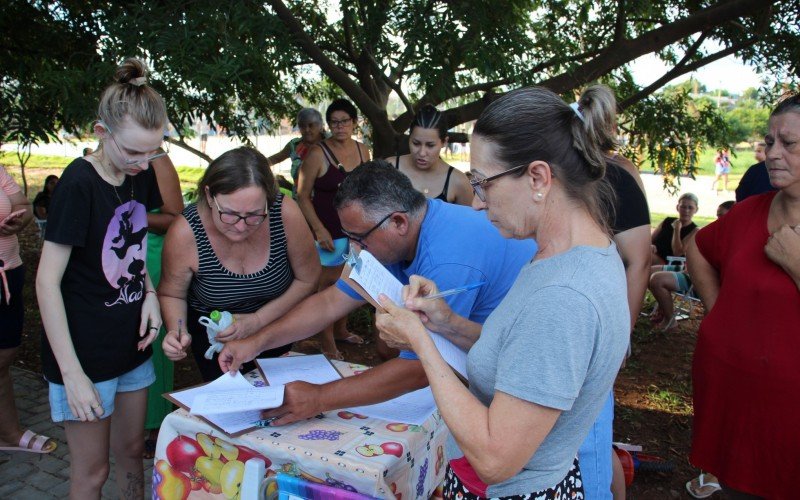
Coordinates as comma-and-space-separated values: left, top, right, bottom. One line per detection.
376, 87, 629, 499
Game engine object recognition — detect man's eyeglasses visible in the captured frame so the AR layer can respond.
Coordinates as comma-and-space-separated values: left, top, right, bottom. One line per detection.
212, 196, 269, 226
108, 130, 169, 166
469, 164, 529, 202
329, 118, 353, 128
341, 211, 407, 250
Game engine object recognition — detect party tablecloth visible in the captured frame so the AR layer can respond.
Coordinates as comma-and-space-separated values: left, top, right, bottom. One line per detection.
153, 358, 449, 499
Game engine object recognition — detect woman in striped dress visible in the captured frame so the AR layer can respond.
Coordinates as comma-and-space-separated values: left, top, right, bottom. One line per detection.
160, 147, 320, 381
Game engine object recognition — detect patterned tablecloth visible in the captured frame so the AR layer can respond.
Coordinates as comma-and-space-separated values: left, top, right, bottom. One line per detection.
153, 359, 449, 499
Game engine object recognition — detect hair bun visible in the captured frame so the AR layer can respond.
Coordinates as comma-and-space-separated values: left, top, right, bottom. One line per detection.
114, 57, 148, 86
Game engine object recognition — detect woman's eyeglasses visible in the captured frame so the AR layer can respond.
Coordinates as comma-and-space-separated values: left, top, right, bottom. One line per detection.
212, 196, 269, 226
329, 118, 353, 128
469, 164, 528, 202
108, 130, 169, 166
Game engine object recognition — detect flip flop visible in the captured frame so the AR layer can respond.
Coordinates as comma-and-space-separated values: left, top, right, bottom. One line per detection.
686, 473, 721, 499
336, 333, 365, 345
0, 430, 57, 454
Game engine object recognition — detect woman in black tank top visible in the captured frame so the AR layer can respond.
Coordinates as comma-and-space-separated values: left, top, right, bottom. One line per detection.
388, 105, 472, 205
160, 147, 320, 381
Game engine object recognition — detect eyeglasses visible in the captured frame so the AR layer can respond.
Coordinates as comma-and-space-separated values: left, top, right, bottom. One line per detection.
212, 196, 269, 226
108, 130, 169, 166
329, 118, 353, 128
469, 164, 529, 202
341, 211, 407, 250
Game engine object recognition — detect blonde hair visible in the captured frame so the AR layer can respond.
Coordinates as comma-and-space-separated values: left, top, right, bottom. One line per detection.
97, 58, 167, 132
577, 84, 619, 152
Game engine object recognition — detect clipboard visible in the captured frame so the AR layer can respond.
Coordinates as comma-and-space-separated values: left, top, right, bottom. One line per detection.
340, 248, 469, 382
340, 249, 385, 311
254, 353, 343, 386
163, 379, 264, 437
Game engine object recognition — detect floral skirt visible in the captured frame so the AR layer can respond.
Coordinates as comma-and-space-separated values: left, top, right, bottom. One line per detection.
442, 458, 584, 500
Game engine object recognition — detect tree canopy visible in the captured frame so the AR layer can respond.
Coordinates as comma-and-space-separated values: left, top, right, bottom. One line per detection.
2, 0, 799, 178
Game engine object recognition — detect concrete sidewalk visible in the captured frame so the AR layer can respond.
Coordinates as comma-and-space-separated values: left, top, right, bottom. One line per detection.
0, 367, 154, 499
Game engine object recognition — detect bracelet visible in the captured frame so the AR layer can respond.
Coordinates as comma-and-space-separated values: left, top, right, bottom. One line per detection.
145, 290, 157, 296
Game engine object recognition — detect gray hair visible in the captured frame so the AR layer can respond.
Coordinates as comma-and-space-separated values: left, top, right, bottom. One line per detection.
297, 108, 323, 126
474, 86, 613, 232
678, 193, 699, 206
334, 160, 426, 223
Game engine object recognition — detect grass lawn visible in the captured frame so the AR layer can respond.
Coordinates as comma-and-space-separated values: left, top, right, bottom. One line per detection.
638, 145, 758, 177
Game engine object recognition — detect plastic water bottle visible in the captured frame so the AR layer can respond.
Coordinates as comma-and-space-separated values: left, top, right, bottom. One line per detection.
198, 310, 233, 359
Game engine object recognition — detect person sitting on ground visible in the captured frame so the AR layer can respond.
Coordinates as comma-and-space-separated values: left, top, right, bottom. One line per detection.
648, 201, 733, 332
735, 141, 776, 202
160, 147, 320, 382
389, 104, 472, 205
650, 193, 699, 267
217, 161, 537, 425
32, 175, 58, 220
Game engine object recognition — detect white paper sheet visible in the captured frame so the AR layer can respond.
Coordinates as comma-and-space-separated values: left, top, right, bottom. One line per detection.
345, 387, 437, 425
256, 354, 343, 386
190, 386, 285, 415
349, 249, 468, 378
168, 372, 264, 434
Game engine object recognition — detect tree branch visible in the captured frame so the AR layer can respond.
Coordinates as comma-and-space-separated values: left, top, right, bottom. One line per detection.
437, 0, 773, 129
620, 38, 759, 109
265, 0, 382, 120
614, 0, 626, 43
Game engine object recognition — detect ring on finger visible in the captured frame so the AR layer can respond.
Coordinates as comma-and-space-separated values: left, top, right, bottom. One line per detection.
148, 326, 159, 331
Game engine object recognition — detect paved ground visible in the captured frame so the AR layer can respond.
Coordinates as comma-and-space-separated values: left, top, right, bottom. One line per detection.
0, 367, 154, 499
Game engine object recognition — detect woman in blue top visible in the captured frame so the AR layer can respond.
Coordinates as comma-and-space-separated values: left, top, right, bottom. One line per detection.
377, 87, 630, 499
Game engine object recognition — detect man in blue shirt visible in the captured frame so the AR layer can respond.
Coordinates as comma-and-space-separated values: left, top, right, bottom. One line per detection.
217, 161, 536, 424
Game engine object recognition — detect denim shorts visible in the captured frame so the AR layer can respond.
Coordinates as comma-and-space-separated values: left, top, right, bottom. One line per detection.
48, 358, 155, 422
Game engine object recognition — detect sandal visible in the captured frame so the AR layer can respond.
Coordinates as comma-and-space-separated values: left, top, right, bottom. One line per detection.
336, 333, 365, 345
686, 473, 721, 499
0, 430, 57, 454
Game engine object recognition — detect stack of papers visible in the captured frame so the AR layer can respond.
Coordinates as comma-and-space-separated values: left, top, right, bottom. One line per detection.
168, 371, 282, 435
348, 249, 468, 378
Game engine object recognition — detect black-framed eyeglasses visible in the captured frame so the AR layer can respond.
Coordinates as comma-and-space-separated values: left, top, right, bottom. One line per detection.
212, 196, 269, 226
341, 210, 407, 250
107, 130, 169, 166
329, 118, 353, 128
469, 164, 529, 202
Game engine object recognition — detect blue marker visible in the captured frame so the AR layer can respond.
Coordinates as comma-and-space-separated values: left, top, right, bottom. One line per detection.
423, 281, 486, 300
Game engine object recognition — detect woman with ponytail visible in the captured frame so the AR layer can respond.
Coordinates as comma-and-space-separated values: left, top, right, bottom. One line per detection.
376, 87, 629, 499
389, 104, 472, 205
36, 58, 166, 499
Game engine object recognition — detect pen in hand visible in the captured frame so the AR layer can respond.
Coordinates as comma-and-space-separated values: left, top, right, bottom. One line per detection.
177, 319, 183, 343
423, 281, 486, 300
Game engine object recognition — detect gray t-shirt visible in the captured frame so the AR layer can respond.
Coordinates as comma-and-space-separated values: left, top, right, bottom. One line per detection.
446, 243, 629, 497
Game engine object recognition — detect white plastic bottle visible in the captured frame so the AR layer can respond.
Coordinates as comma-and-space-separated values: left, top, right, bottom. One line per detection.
198, 310, 234, 359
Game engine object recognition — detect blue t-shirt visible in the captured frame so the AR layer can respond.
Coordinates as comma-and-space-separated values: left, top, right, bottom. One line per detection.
336, 199, 537, 359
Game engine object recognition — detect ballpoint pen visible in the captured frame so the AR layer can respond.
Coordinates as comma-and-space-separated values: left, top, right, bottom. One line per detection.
423, 281, 486, 300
